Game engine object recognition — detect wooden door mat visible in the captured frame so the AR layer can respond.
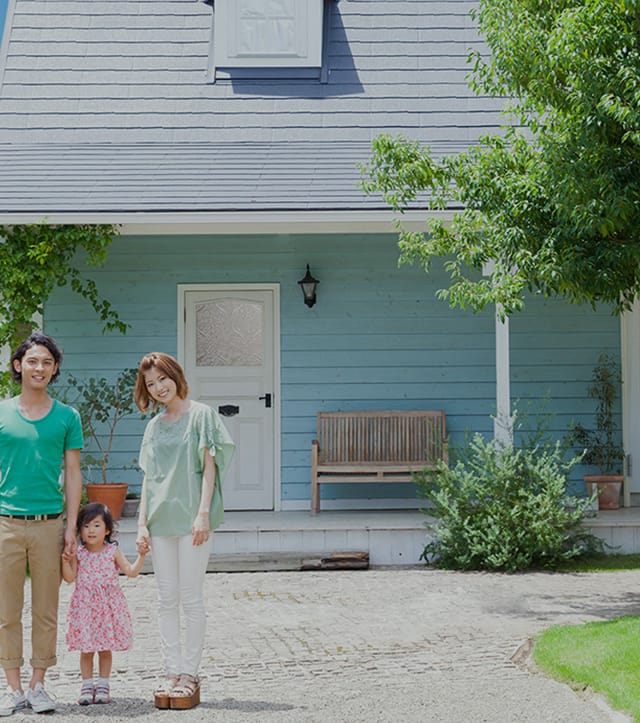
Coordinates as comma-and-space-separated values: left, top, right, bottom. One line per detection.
301, 551, 369, 570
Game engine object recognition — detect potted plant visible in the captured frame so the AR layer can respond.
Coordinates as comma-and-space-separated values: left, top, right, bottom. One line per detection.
62, 367, 143, 520
568, 353, 625, 510
121, 490, 141, 518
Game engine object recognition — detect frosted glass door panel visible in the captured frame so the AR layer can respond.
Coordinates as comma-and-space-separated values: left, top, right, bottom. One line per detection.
196, 300, 263, 367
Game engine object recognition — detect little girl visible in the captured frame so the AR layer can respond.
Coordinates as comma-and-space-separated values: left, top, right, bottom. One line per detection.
62, 502, 146, 706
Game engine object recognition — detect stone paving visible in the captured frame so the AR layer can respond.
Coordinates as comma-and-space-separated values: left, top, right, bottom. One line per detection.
6, 567, 640, 721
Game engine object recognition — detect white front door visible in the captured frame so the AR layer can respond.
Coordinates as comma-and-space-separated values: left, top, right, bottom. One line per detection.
179, 285, 280, 510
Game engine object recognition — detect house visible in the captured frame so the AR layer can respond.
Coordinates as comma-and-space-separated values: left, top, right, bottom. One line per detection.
0, 1, 7, 40
0, 1, 636, 562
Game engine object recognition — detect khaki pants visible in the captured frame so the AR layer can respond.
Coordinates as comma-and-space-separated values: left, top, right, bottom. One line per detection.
0, 516, 63, 670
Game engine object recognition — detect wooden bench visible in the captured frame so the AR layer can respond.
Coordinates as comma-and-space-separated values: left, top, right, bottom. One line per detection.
310, 410, 448, 513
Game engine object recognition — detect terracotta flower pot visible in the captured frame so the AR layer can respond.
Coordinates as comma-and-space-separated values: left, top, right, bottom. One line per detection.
584, 474, 623, 511
85, 483, 129, 520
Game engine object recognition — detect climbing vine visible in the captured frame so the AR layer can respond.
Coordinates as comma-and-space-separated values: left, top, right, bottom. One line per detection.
0, 223, 128, 394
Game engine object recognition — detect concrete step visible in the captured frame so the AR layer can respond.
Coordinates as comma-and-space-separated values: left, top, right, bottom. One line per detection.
110, 507, 640, 573
113, 510, 428, 568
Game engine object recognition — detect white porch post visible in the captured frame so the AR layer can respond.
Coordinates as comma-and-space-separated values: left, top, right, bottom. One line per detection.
483, 262, 513, 444
621, 300, 640, 507
494, 306, 513, 445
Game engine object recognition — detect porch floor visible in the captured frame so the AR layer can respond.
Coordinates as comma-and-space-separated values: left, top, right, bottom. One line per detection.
582, 506, 640, 554
116, 507, 640, 570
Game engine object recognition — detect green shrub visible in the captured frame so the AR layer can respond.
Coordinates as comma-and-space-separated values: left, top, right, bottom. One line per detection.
416, 418, 603, 572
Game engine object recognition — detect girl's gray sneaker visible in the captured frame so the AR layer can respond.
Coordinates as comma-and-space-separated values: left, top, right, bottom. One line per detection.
94, 682, 110, 704
78, 681, 94, 706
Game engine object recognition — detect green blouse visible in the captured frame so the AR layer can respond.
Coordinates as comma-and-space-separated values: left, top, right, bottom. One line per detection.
139, 401, 235, 537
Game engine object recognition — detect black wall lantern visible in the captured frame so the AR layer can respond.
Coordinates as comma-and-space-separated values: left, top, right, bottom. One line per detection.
298, 264, 319, 308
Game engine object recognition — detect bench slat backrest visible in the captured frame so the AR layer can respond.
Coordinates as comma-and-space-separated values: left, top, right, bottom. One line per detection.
316, 410, 447, 465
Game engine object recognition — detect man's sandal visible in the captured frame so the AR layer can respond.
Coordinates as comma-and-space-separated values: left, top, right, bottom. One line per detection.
153, 676, 178, 709
169, 674, 200, 710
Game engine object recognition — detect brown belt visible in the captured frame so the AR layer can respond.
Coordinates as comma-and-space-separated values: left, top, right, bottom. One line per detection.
0, 513, 61, 521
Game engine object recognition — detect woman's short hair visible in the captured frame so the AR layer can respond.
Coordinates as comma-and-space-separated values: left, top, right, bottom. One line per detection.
134, 352, 189, 412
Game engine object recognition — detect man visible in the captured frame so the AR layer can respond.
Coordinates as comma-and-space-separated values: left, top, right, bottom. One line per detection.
0, 333, 83, 715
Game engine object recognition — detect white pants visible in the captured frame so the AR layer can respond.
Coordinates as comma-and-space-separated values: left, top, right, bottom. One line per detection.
151, 535, 212, 677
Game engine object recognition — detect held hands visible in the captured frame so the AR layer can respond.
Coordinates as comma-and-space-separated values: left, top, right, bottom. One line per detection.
192, 511, 211, 547
62, 526, 77, 560
136, 524, 151, 556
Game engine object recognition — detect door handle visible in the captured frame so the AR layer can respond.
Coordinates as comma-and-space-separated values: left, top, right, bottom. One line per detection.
259, 393, 272, 408
218, 404, 239, 417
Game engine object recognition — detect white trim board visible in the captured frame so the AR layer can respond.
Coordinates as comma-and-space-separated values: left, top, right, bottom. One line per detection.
281, 498, 423, 512
0, 210, 452, 233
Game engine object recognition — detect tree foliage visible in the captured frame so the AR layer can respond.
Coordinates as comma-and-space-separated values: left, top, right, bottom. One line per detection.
0, 223, 127, 393
361, 0, 640, 317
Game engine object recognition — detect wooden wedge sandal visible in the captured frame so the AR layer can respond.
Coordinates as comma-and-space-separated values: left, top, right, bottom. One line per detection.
169, 674, 200, 710
153, 676, 178, 709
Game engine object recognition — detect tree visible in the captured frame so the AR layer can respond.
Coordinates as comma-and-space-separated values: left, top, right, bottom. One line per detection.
0, 223, 127, 393
361, 0, 640, 318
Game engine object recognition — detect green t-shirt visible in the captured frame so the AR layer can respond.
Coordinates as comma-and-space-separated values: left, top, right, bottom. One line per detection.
139, 400, 235, 536
0, 397, 84, 515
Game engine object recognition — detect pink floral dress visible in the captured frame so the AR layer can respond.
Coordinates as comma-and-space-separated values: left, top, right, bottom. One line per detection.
66, 543, 133, 653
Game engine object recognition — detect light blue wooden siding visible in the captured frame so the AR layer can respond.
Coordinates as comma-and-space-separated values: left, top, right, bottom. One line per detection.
44, 233, 619, 502
44, 232, 496, 501
280, 238, 496, 502
510, 297, 621, 494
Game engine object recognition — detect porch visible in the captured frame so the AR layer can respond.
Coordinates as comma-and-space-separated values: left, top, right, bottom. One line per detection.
116, 507, 640, 570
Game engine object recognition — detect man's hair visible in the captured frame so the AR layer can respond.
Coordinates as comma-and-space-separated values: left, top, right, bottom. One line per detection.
10, 333, 63, 383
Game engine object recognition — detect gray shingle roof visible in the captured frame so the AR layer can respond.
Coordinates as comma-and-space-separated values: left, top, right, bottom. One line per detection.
0, 0, 494, 218
0, 139, 470, 215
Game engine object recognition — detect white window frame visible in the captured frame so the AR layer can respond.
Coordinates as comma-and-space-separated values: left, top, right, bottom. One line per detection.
215, 0, 323, 68
205, 0, 335, 84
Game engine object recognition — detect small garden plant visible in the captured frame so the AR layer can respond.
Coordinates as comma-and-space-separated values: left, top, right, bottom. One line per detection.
61, 367, 142, 483
567, 352, 625, 475
415, 412, 603, 572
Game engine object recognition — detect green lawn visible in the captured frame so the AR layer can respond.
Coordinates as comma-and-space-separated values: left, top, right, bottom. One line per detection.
532, 556, 640, 719
533, 616, 640, 721
554, 553, 640, 572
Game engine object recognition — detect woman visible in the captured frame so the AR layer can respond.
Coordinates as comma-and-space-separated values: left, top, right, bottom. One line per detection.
134, 352, 234, 710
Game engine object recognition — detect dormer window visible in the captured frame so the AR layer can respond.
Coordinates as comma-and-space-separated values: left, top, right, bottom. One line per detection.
216, 0, 323, 68
206, 0, 334, 83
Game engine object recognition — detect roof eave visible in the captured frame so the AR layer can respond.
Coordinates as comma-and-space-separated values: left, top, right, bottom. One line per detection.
0, 209, 453, 234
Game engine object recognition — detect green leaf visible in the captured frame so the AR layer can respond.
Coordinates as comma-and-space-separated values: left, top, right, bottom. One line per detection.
0, 223, 128, 396
361, 1, 640, 316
